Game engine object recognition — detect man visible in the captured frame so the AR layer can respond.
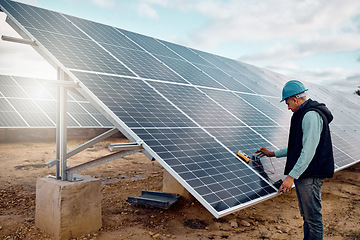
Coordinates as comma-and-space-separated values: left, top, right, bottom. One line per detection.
255, 80, 334, 240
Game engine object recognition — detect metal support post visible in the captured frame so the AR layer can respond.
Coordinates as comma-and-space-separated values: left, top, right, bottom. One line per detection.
56, 68, 69, 180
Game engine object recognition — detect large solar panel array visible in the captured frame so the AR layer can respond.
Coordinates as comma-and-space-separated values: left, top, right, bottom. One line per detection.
1, 0, 359, 218
0, 74, 112, 128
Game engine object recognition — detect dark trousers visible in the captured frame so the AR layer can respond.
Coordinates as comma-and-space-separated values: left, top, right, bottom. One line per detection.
294, 178, 325, 240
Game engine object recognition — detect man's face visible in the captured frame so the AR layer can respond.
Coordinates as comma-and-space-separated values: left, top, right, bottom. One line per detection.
285, 97, 300, 112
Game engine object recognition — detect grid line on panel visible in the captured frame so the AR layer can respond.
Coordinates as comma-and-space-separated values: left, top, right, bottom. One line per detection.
65, 14, 192, 85
202, 88, 278, 127
120, 29, 182, 60
30, 29, 136, 76
206, 127, 287, 184
159, 40, 212, 66
194, 63, 255, 94
0, 98, 29, 127
154, 55, 224, 88
193, 49, 241, 73
64, 14, 143, 51
238, 94, 291, 126
7, 98, 54, 127
101, 44, 186, 83
331, 129, 360, 168
332, 145, 356, 170
0, 74, 113, 128
71, 72, 198, 129
148, 82, 245, 128
0, 0, 87, 39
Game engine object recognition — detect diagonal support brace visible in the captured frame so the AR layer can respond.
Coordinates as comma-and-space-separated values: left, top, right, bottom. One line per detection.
65, 148, 143, 181
46, 127, 119, 168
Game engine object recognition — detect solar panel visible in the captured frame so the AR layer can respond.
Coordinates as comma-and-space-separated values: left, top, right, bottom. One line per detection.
1, 0, 359, 218
0, 74, 112, 128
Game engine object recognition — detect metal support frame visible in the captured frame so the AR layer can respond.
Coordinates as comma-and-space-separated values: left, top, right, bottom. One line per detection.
46, 127, 119, 168
108, 141, 144, 151
1, 14, 145, 181
66, 148, 143, 181
52, 69, 143, 181
56, 68, 68, 180
1, 35, 37, 45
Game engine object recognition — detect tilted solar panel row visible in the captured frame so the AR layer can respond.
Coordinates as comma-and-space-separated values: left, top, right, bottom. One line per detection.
1, 0, 359, 218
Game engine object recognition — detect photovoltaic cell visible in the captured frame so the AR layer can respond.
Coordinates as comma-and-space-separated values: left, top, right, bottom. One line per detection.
1, 0, 359, 218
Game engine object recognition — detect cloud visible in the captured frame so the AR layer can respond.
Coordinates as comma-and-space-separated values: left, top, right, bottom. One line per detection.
238, 33, 360, 63
134, 0, 169, 19
91, 0, 115, 8
15, 0, 38, 5
278, 66, 360, 93
187, 0, 360, 45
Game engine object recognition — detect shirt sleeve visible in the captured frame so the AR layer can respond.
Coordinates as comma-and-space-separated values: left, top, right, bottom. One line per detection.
288, 111, 323, 179
274, 147, 287, 158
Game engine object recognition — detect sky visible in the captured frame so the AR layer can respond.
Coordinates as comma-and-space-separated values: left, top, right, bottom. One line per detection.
0, 0, 359, 93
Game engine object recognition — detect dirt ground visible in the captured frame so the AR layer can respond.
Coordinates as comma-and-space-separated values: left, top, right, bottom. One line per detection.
0, 138, 359, 240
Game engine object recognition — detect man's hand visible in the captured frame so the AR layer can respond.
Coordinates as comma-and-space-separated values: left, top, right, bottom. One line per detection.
255, 147, 275, 158
278, 175, 294, 194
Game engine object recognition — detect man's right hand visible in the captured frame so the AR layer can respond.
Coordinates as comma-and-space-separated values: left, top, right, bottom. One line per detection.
255, 148, 275, 158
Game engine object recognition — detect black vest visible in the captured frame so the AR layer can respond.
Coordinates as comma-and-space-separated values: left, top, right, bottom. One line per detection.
284, 99, 334, 178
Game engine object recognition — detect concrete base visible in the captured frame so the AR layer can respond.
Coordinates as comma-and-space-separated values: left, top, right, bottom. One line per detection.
35, 175, 102, 240
162, 171, 194, 202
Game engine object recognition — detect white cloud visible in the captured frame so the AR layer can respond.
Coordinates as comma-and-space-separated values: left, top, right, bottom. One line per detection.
134, 0, 169, 19
238, 33, 360, 63
15, 0, 38, 5
187, 0, 360, 46
268, 65, 360, 93
91, 0, 115, 9
133, 0, 360, 61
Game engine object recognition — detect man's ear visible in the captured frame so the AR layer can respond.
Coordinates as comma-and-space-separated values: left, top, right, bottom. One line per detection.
292, 97, 298, 104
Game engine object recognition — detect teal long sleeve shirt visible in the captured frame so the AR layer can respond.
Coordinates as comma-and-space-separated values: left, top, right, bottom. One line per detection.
274, 111, 323, 179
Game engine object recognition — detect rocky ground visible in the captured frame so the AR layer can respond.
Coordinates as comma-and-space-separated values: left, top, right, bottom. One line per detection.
0, 138, 359, 240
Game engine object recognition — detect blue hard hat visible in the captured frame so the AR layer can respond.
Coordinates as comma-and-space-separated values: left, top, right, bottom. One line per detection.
281, 80, 308, 102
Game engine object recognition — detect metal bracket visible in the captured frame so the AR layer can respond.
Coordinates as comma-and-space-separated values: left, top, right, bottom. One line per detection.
42, 79, 79, 88
1, 35, 37, 46
108, 141, 144, 152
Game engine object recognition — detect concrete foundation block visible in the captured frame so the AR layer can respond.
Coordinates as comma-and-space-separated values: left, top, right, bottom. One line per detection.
162, 170, 194, 202
35, 175, 102, 240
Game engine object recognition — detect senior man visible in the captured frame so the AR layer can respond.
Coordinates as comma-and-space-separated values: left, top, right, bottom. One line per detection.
255, 80, 334, 240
